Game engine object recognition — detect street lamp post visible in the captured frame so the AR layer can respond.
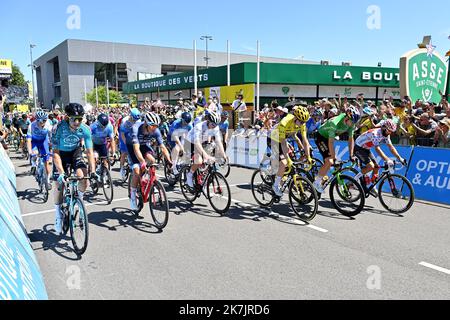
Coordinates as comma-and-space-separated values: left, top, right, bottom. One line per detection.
29, 44, 37, 110
200, 35, 213, 69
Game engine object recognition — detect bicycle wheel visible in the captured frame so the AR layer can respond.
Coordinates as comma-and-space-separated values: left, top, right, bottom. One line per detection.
289, 175, 318, 222
149, 181, 169, 229
251, 170, 275, 208
70, 198, 89, 255
378, 174, 415, 214
41, 175, 49, 203
122, 165, 130, 185
164, 160, 178, 187
217, 161, 231, 178
179, 166, 198, 203
329, 174, 365, 217
207, 172, 231, 215
101, 168, 114, 204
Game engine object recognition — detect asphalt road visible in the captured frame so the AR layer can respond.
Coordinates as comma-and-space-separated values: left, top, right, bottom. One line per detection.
10, 150, 450, 300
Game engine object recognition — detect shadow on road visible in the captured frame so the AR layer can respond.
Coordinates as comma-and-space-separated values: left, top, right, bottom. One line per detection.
88, 207, 162, 234
17, 188, 49, 204
28, 224, 82, 261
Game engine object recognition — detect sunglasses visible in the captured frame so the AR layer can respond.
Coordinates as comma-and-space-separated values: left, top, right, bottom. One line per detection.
70, 117, 84, 122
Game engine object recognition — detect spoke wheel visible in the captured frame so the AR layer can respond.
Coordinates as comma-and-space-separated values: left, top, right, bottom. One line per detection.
207, 172, 231, 215
251, 170, 275, 208
378, 174, 415, 214
289, 175, 319, 222
179, 166, 198, 203
329, 174, 365, 217
70, 199, 89, 256
149, 181, 169, 230
101, 168, 114, 204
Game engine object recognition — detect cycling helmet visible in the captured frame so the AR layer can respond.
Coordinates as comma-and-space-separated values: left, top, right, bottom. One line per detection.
98, 113, 109, 127
130, 108, 141, 121
347, 106, 361, 124
65, 103, 85, 117
36, 111, 48, 121
221, 111, 229, 118
382, 119, 397, 132
363, 107, 374, 116
144, 112, 161, 126
313, 108, 324, 117
293, 106, 310, 122
205, 111, 220, 125
181, 112, 192, 124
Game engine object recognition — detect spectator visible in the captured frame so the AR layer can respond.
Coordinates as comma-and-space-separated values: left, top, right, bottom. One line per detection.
232, 94, 247, 129
399, 116, 417, 146
412, 113, 438, 146
433, 119, 450, 147
196, 91, 207, 108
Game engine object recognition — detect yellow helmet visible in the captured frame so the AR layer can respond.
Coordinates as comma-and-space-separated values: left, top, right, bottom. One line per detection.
294, 106, 310, 122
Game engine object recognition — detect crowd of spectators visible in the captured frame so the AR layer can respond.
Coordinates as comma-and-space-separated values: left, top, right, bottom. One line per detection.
252, 94, 450, 148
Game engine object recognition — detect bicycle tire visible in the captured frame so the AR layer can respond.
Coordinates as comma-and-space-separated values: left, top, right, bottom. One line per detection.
41, 175, 49, 203
207, 172, 231, 215
102, 168, 114, 204
149, 181, 169, 229
70, 198, 89, 256
251, 170, 275, 208
217, 162, 231, 178
329, 174, 365, 217
164, 160, 178, 187
179, 166, 198, 203
288, 175, 319, 222
378, 174, 415, 214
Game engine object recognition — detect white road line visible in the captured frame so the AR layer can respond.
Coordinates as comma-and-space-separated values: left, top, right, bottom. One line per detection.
22, 197, 130, 217
419, 262, 450, 275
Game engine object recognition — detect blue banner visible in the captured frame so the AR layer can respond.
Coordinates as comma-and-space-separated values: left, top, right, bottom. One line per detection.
0, 144, 48, 300
406, 147, 450, 205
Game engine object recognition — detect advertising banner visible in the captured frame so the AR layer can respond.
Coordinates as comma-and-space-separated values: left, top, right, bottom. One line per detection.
0, 59, 13, 75
400, 49, 448, 104
406, 147, 450, 205
207, 84, 255, 105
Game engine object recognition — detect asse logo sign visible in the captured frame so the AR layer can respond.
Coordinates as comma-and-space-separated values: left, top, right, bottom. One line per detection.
400, 49, 448, 103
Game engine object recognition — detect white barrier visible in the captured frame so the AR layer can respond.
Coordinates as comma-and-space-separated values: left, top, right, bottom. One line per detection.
227, 130, 268, 169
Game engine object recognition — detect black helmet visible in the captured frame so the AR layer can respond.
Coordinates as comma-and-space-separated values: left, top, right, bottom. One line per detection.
65, 103, 85, 117
98, 113, 109, 127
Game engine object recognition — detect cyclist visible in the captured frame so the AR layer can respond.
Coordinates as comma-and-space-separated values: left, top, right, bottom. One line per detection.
313, 106, 361, 193
183, 111, 226, 189
18, 114, 31, 152
27, 111, 53, 188
119, 108, 142, 179
90, 113, 117, 173
219, 111, 230, 150
52, 103, 97, 235
168, 112, 193, 176
354, 119, 407, 196
269, 106, 313, 197
12, 112, 20, 139
128, 112, 172, 211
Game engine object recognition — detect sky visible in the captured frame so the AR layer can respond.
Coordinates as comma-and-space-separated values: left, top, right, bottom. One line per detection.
1, 0, 449, 82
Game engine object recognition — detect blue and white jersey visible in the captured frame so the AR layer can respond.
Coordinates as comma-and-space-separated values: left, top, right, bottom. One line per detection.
186, 121, 221, 144
120, 117, 142, 145
219, 120, 229, 135
131, 123, 164, 148
26, 120, 53, 142
90, 121, 114, 145
168, 119, 193, 144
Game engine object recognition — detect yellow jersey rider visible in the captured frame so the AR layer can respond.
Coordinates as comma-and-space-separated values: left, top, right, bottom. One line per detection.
269, 106, 312, 197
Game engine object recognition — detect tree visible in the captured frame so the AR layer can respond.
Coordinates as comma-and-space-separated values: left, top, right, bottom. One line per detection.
86, 86, 122, 105
10, 64, 27, 87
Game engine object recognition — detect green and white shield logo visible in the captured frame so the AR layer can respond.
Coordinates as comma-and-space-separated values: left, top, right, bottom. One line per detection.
400, 49, 448, 103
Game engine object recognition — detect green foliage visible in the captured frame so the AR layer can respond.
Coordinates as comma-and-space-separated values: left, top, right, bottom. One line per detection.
10, 64, 27, 86
86, 86, 123, 105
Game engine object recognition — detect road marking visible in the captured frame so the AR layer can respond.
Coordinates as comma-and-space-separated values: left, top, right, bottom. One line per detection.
22, 197, 131, 217
419, 262, 450, 275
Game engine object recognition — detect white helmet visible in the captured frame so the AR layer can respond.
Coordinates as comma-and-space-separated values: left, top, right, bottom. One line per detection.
144, 112, 161, 126
205, 111, 220, 125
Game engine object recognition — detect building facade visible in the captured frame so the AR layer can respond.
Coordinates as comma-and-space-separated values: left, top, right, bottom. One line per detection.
34, 39, 316, 108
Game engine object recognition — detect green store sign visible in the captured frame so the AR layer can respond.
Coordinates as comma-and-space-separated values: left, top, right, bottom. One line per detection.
123, 62, 400, 95
401, 49, 448, 103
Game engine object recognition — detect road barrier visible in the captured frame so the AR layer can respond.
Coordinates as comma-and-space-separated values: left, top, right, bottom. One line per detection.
227, 130, 450, 206
0, 144, 48, 300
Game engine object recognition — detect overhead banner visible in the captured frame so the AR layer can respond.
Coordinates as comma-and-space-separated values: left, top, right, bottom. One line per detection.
400, 48, 448, 103
0, 59, 13, 75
